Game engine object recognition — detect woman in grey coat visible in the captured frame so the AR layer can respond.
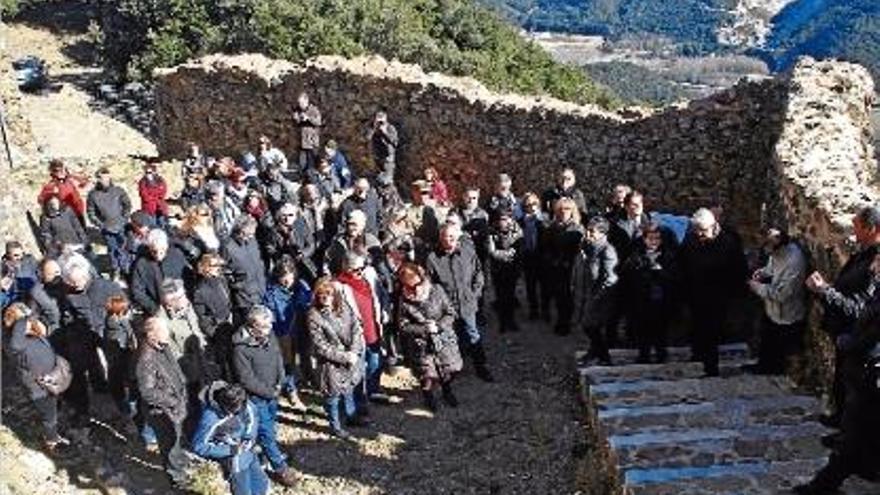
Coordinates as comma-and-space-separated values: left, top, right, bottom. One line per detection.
307, 277, 365, 439
397, 263, 463, 412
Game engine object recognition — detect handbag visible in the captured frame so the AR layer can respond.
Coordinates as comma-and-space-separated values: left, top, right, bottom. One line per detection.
38, 355, 73, 395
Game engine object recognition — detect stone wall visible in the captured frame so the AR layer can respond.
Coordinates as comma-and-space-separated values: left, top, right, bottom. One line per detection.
154, 54, 789, 235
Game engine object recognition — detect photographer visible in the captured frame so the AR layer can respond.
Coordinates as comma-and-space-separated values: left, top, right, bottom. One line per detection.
292, 92, 322, 173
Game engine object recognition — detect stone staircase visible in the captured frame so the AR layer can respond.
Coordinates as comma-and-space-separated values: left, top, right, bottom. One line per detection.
578, 343, 880, 495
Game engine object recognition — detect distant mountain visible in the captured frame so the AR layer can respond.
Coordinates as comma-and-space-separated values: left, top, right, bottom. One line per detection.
480, 0, 880, 80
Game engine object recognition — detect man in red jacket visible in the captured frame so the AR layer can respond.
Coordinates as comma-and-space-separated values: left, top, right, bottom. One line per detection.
37, 159, 87, 225
138, 162, 169, 229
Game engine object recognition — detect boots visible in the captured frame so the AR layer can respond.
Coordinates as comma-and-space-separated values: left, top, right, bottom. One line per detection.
471, 342, 496, 383
441, 382, 459, 407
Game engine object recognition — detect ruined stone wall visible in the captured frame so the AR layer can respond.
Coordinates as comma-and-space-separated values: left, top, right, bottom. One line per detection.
155, 54, 788, 234
769, 58, 878, 393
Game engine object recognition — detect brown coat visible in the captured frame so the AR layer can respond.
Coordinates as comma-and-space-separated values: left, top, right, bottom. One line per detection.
307, 305, 364, 396
398, 284, 462, 382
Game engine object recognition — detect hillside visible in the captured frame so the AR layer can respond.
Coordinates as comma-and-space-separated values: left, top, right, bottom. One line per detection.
481, 0, 880, 82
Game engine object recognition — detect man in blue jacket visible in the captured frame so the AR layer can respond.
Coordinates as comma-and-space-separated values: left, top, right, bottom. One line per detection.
192, 381, 268, 495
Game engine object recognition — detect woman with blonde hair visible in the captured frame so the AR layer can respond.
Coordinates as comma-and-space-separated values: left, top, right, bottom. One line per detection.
542, 197, 584, 335
397, 262, 462, 412
307, 277, 365, 439
176, 203, 220, 264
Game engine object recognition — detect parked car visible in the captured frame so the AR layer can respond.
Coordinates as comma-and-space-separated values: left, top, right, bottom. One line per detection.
13, 56, 47, 92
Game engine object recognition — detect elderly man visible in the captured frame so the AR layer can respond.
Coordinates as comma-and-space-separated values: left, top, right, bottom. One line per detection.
136, 317, 190, 488
338, 178, 381, 236
806, 205, 880, 427
207, 180, 241, 241
263, 202, 317, 282
292, 92, 322, 173
224, 215, 268, 323
57, 257, 123, 421
87, 167, 132, 279
325, 209, 383, 277
747, 228, 809, 375
130, 229, 189, 315
678, 208, 747, 376
232, 305, 297, 487
28, 258, 64, 333
158, 279, 211, 397
426, 224, 494, 382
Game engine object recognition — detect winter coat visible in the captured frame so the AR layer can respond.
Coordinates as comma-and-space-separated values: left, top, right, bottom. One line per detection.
8, 318, 58, 400
487, 224, 523, 275
258, 175, 297, 211
459, 206, 490, 261
175, 228, 220, 266
329, 150, 354, 189
177, 185, 206, 211
541, 186, 588, 218
678, 228, 748, 306
405, 205, 440, 251
398, 284, 462, 382
335, 267, 388, 345
520, 212, 548, 257
192, 275, 233, 339
368, 123, 398, 165
223, 237, 267, 313
306, 168, 342, 200
608, 213, 651, 263
138, 175, 169, 216
60, 277, 124, 339
339, 192, 381, 236
232, 328, 285, 399
307, 305, 365, 396
488, 192, 523, 222
426, 243, 485, 319
542, 220, 584, 272
28, 279, 63, 333
129, 246, 190, 315
262, 281, 312, 338
40, 205, 87, 252
4, 254, 40, 306
262, 219, 317, 280
38, 177, 86, 217
136, 342, 188, 423
620, 245, 679, 312
192, 381, 260, 474
87, 183, 132, 233
324, 232, 383, 277
105, 313, 137, 351
212, 198, 241, 241
293, 104, 322, 151
158, 304, 208, 385
572, 239, 619, 328
820, 244, 880, 336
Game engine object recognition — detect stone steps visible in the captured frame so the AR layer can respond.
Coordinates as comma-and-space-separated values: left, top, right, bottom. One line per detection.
578, 341, 880, 494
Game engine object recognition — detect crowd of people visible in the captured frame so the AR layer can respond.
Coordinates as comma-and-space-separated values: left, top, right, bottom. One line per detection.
3, 92, 879, 494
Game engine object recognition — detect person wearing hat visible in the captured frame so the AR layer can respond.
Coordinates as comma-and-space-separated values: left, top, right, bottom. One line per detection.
87, 167, 132, 279
138, 161, 169, 229
487, 206, 524, 333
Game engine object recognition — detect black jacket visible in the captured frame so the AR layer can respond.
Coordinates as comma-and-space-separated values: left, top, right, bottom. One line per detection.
678, 228, 747, 305
223, 237, 267, 313
821, 244, 880, 336
609, 213, 651, 263
60, 277, 124, 339
8, 318, 57, 400
192, 276, 232, 339
87, 183, 132, 233
40, 206, 87, 254
28, 279, 64, 333
136, 343, 188, 423
339, 192, 381, 235
129, 246, 189, 315
459, 206, 490, 261
541, 186, 588, 218
232, 328, 285, 399
426, 243, 485, 318
542, 220, 584, 270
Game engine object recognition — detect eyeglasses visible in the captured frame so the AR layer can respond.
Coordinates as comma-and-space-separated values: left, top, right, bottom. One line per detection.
281, 213, 296, 218
9, 252, 23, 259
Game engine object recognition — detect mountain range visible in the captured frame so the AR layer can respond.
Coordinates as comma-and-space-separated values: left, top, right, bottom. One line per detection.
480, 0, 880, 81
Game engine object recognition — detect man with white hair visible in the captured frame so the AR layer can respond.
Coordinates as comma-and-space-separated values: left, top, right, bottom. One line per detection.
292, 92, 322, 173
426, 223, 494, 382
338, 177, 381, 235
263, 202, 317, 282
130, 228, 188, 315
136, 317, 190, 488
325, 209, 383, 277
678, 207, 748, 376
206, 180, 240, 241
157, 279, 211, 392
57, 255, 123, 421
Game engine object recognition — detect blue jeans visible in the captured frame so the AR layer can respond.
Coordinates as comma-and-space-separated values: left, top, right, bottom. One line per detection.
102, 229, 128, 274
363, 343, 383, 396
455, 313, 482, 347
228, 450, 269, 495
324, 393, 356, 433
251, 397, 287, 472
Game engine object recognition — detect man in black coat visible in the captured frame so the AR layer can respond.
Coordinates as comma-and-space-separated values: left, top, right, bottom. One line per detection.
678, 208, 747, 376
232, 305, 297, 487
223, 215, 267, 323
40, 196, 88, 258
57, 258, 123, 420
130, 229, 189, 315
367, 111, 399, 182
87, 168, 132, 278
338, 178, 381, 236
136, 317, 190, 488
541, 168, 588, 220
806, 205, 880, 427
426, 224, 494, 382
607, 190, 651, 347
